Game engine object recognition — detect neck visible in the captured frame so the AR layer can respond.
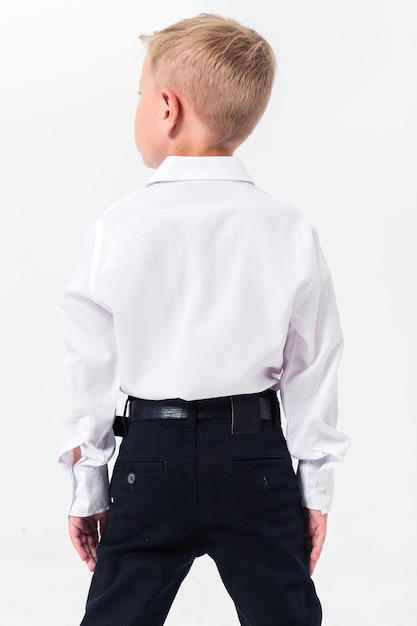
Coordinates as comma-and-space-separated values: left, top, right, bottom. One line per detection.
168, 146, 235, 158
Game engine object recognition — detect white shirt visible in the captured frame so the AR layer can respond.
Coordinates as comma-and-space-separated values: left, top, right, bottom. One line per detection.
59, 156, 350, 517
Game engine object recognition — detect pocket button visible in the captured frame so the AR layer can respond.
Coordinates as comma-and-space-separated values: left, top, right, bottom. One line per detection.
127, 472, 136, 485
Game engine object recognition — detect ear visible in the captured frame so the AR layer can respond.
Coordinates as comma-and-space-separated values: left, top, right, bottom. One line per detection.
160, 88, 180, 136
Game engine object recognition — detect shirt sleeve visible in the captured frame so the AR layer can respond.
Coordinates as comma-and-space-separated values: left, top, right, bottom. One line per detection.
58, 219, 120, 517
280, 223, 350, 514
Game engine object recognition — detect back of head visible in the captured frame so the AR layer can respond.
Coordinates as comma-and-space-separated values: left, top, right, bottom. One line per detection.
140, 14, 276, 149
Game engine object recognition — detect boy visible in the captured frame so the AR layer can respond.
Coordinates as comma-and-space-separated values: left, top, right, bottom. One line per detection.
59, 14, 349, 626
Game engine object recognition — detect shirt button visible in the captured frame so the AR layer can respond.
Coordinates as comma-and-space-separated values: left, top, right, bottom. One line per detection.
127, 472, 136, 485
316, 482, 326, 493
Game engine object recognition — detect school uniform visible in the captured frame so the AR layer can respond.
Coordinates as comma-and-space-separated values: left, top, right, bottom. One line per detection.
59, 156, 350, 625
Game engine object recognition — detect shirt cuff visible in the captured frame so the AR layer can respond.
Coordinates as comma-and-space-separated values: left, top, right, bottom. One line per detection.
297, 461, 334, 514
67, 464, 110, 517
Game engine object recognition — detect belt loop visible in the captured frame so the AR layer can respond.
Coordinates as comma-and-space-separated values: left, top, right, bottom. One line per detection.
230, 394, 262, 434
183, 400, 197, 432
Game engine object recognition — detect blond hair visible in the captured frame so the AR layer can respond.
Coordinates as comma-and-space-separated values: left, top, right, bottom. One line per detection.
140, 14, 276, 149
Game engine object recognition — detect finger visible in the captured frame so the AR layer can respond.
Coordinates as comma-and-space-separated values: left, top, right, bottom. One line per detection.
309, 547, 321, 575
309, 529, 325, 575
85, 530, 99, 563
69, 526, 89, 561
83, 532, 100, 571
84, 553, 97, 572
69, 517, 98, 563
74, 534, 93, 563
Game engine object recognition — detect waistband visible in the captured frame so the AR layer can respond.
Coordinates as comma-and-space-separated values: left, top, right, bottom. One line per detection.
113, 388, 279, 436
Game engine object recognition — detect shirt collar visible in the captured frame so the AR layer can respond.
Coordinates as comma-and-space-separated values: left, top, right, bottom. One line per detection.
146, 156, 254, 186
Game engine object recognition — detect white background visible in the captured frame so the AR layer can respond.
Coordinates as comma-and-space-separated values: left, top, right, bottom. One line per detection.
0, 1, 416, 624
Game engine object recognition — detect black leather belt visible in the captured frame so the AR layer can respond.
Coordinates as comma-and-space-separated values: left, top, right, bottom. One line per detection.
113, 388, 279, 436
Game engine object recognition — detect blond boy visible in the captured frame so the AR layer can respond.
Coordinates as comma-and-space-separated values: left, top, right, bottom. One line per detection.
60, 14, 349, 626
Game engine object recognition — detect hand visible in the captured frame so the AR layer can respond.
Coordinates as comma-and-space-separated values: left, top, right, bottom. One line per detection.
303, 508, 327, 575
68, 512, 108, 572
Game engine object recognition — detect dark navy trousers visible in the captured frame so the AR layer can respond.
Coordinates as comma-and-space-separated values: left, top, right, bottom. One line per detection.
80, 391, 322, 626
